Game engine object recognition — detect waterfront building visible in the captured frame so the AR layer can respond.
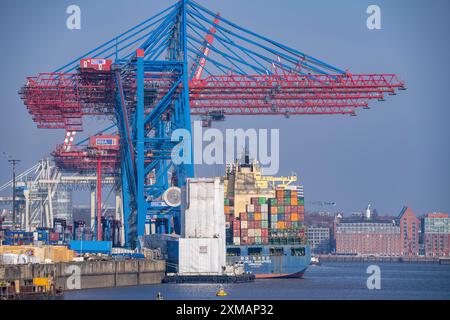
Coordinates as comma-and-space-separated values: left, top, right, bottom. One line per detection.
307, 226, 331, 254
335, 219, 401, 256
398, 206, 420, 255
423, 213, 450, 257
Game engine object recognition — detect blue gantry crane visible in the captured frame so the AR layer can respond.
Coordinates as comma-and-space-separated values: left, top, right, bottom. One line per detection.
19, 0, 405, 248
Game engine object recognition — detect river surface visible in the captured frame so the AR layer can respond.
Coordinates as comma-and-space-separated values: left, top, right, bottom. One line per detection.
64, 262, 450, 300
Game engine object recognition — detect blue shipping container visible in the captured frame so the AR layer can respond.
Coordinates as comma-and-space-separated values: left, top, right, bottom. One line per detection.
69, 240, 112, 255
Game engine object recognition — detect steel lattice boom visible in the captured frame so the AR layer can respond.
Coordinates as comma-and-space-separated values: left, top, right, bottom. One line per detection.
18, 0, 405, 248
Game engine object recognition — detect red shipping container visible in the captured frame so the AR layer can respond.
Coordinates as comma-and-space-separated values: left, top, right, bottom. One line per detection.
255, 221, 261, 228
240, 212, 248, 220
285, 206, 291, 213
49, 232, 59, 242
286, 221, 292, 228
251, 198, 258, 205
291, 205, 297, 212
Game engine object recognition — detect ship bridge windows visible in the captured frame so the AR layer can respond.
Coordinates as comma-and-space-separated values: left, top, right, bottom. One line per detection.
269, 247, 284, 256
248, 247, 263, 256
291, 247, 306, 256
227, 248, 241, 256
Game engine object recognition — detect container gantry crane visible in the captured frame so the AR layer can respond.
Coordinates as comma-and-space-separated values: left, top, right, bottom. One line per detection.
19, 0, 405, 248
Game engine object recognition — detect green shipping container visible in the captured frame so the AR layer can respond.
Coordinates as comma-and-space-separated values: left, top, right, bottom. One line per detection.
270, 198, 277, 205
298, 197, 305, 205
284, 197, 291, 205
258, 197, 266, 204
224, 198, 229, 205
278, 206, 285, 213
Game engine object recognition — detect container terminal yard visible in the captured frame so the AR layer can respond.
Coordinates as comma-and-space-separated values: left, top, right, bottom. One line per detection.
7, 0, 448, 300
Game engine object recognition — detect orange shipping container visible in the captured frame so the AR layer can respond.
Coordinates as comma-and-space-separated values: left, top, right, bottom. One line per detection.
255, 213, 261, 220
276, 190, 284, 199
291, 197, 298, 205
224, 206, 230, 214
277, 221, 285, 229
291, 213, 298, 221
270, 206, 278, 214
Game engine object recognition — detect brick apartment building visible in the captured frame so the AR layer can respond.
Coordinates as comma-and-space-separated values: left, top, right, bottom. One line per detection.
398, 206, 420, 255
423, 213, 450, 257
335, 220, 401, 256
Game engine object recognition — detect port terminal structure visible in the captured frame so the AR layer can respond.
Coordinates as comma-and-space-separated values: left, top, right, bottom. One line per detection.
5, 0, 404, 248
0, 159, 122, 244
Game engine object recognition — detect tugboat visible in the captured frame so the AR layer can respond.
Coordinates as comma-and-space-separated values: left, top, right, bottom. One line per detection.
0, 277, 64, 300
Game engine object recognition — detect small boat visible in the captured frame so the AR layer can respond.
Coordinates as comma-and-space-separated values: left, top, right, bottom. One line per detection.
216, 286, 228, 297
0, 277, 64, 300
310, 256, 321, 266
156, 292, 164, 300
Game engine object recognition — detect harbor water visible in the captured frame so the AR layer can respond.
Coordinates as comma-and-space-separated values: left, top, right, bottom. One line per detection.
64, 262, 450, 300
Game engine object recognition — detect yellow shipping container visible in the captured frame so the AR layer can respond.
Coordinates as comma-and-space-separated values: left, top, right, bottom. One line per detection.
255, 213, 261, 220
277, 221, 285, 229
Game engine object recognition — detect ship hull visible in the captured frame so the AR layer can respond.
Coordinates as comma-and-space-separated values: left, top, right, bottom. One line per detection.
226, 244, 310, 279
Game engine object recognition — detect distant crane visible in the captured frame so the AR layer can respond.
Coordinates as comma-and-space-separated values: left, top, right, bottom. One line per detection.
307, 201, 336, 207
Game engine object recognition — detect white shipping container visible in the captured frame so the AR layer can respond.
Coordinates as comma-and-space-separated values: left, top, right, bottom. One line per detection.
0, 253, 19, 265
255, 229, 261, 237
248, 229, 255, 237
241, 221, 248, 229
0, 253, 38, 265
233, 237, 241, 246
246, 204, 254, 212
181, 178, 225, 239
178, 238, 226, 275
261, 204, 268, 213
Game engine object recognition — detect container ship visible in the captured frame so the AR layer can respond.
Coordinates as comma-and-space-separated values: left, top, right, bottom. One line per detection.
223, 155, 310, 279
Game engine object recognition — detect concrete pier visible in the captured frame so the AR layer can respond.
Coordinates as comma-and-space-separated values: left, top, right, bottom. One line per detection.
0, 259, 165, 290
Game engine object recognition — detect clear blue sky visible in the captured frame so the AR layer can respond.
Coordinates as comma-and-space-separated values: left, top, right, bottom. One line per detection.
0, 0, 449, 217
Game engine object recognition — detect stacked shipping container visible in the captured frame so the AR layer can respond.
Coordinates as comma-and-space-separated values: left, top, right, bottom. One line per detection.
239, 197, 269, 245
224, 197, 235, 244
269, 187, 306, 244
225, 186, 307, 246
